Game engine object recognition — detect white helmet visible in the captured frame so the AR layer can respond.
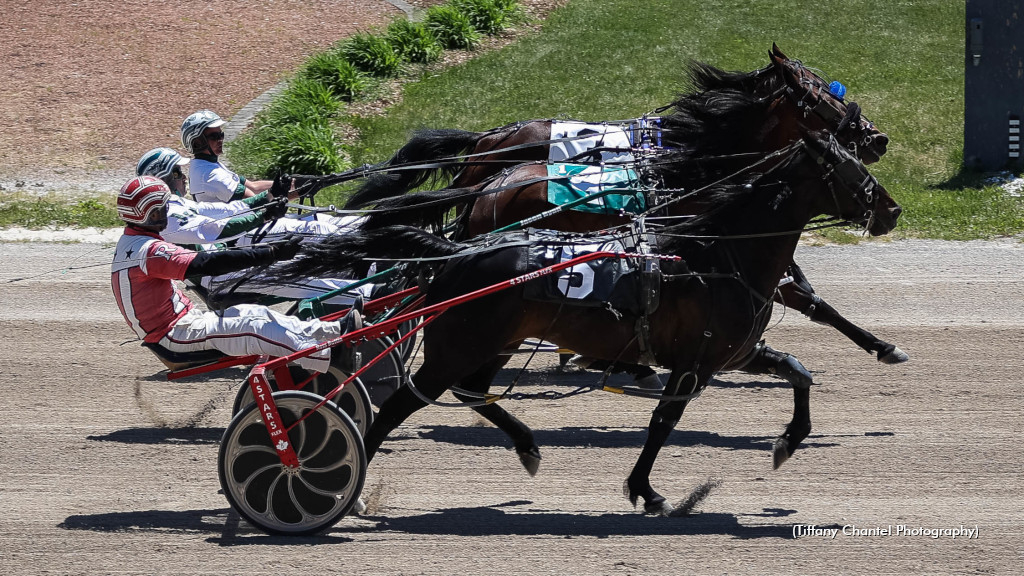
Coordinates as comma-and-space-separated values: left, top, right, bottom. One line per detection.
136, 147, 190, 181
180, 110, 226, 154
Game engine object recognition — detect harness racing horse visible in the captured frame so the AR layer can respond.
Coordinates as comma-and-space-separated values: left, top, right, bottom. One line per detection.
346, 44, 906, 366
268, 131, 902, 514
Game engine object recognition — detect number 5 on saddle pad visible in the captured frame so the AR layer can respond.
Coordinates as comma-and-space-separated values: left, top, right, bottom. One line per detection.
523, 232, 646, 316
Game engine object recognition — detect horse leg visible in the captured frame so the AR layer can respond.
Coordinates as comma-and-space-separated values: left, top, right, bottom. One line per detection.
363, 295, 524, 463
451, 356, 542, 476
628, 365, 664, 390
363, 358, 464, 464
735, 341, 813, 468
624, 368, 711, 515
739, 340, 814, 388
773, 383, 811, 470
778, 263, 908, 363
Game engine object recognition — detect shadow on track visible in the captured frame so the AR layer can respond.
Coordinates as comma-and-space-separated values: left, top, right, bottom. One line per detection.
415, 425, 841, 452
60, 502, 800, 542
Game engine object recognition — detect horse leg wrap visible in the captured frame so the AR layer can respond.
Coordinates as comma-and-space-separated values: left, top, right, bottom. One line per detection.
649, 408, 681, 431
801, 294, 826, 324
752, 344, 814, 389
779, 354, 814, 389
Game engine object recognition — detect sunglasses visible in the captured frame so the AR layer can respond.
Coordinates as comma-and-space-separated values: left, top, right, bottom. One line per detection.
206, 131, 225, 141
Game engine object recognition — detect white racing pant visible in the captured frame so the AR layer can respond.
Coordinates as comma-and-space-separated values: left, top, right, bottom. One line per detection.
159, 304, 341, 372
236, 213, 364, 245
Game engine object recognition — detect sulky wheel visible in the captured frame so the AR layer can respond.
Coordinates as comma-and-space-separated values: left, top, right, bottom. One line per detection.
394, 318, 418, 364
219, 390, 367, 536
232, 365, 374, 437
354, 335, 407, 408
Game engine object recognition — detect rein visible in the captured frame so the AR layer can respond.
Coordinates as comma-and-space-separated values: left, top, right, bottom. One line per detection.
290, 127, 663, 193
642, 140, 806, 216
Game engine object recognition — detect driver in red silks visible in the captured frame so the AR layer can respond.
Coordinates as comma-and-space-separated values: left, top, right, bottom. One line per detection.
110, 175, 359, 373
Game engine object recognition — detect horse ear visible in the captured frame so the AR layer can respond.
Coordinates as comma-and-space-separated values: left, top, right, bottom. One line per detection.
771, 43, 789, 61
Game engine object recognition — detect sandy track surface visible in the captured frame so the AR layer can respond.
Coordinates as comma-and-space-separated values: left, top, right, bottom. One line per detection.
0, 1, 407, 191
0, 0, 556, 194
0, 239, 1021, 574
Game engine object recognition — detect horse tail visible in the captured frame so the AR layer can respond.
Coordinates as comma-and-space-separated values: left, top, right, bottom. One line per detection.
362, 185, 483, 231
345, 128, 486, 209
237, 226, 465, 292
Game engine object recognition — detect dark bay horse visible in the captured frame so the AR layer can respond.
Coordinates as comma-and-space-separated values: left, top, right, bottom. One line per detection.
268, 131, 902, 514
347, 44, 888, 206
345, 44, 906, 366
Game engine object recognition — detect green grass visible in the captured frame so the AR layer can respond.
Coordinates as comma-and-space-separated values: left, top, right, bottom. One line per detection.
300, 51, 369, 101
5, 0, 1021, 239
342, 32, 403, 77
0, 195, 120, 229
340, 0, 1024, 240
425, 5, 483, 49
387, 19, 444, 64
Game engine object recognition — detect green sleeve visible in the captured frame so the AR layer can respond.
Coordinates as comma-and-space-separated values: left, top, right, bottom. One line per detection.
217, 212, 264, 240
240, 191, 271, 208
229, 178, 248, 201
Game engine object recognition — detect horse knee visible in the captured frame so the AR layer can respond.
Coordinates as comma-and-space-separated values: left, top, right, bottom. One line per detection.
777, 354, 814, 389
747, 343, 814, 389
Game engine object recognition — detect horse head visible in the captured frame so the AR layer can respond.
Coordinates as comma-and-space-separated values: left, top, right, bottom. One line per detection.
768, 43, 889, 165
799, 131, 901, 236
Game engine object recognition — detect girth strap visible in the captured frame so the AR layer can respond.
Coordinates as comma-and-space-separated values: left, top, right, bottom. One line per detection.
626, 217, 662, 366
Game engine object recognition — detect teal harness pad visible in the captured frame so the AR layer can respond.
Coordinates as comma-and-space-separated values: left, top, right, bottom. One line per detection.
545, 163, 646, 215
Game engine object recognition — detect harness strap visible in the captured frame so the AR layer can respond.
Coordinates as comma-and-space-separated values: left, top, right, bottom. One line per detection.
625, 217, 662, 366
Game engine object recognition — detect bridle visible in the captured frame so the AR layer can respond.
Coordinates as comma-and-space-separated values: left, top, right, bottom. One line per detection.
802, 134, 881, 228
765, 60, 883, 159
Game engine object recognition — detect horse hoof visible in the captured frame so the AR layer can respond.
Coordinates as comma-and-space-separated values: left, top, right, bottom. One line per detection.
772, 438, 791, 470
644, 498, 674, 516
878, 346, 909, 364
634, 372, 664, 390
518, 447, 541, 476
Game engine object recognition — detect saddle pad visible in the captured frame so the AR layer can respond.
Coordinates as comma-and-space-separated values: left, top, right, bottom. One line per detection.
549, 121, 635, 164
546, 163, 646, 215
523, 232, 643, 314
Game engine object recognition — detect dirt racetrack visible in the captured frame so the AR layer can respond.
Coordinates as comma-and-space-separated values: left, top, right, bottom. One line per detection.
0, 238, 1021, 574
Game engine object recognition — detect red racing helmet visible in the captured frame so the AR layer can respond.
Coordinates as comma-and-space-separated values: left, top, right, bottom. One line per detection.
117, 176, 170, 227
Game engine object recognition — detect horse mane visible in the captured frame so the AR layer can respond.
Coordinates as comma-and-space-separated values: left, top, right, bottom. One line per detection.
657, 62, 779, 156
654, 141, 816, 256
686, 61, 777, 95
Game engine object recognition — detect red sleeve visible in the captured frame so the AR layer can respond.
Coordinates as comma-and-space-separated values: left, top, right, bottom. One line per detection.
144, 241, 198, 280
